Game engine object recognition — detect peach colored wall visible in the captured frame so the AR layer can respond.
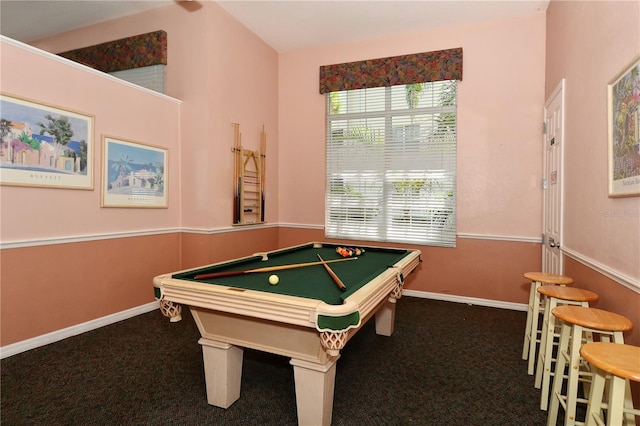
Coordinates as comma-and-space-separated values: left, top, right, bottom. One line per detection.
564, 256, 640, 406
180, 227, 280, 270
0, 38, 182, 346
0, 40, 181, 242
546, 0, 640, 284
564, 258, 640, 346
1, 3, 280, 346
32, 2, 280, 230
545, 1, 640, 402
278, 13, 547, 240
4, 0, 638, 356
0, 234, 181, 345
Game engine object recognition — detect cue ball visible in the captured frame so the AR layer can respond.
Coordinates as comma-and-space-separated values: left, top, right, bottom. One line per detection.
268, 274, 279, 285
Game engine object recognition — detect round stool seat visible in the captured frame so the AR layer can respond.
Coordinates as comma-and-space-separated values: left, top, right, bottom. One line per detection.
579, 343, 640, 426
552, 306, 634, 333
580, 342, 640, 382
524, 272, 574, 286
537, 285, 599, 303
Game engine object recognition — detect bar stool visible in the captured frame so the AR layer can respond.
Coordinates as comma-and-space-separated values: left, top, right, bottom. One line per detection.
535, 286, 599, 411
547, 306, 634, 426
580, 342, 640, 426
522, 272, 574, 375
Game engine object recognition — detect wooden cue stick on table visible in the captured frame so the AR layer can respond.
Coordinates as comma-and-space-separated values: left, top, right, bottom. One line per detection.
194, 257, 357, 280
317, 254, 347, 292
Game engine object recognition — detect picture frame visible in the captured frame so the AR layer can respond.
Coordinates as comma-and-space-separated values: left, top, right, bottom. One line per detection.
101, 135, 168, 208
0, 93, 94, 189
607, 56, 640, 197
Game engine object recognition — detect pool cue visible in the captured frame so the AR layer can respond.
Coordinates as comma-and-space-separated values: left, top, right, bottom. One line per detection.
194, 257, 357, 280
259, 124, 266, 223
317, 254, 347, 292
232, 123, 241, 224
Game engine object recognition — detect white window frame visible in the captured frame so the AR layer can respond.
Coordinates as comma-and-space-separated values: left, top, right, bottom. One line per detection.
325, 81, 457, 247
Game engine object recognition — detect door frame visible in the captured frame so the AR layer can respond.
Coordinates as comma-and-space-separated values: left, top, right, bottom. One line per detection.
542, 79, 566, 274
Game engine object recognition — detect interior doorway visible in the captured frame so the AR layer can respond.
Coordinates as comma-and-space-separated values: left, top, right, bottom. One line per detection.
542, 80, 565, 274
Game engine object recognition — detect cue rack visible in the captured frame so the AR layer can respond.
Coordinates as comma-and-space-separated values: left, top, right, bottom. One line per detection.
232, 122, 266, 225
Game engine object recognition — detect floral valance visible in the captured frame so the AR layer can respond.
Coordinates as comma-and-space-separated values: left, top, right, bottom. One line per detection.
58, 30, 167, 73
319, 47, 462, 94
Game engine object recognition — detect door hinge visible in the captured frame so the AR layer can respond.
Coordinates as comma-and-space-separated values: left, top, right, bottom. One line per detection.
543, 122, 547, 134
542, 178, 547, 190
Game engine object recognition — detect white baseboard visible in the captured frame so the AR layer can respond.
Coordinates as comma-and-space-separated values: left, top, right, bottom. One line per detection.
0, 292, 533, 359
402, 289, 528, 312
0, 301, 160, 359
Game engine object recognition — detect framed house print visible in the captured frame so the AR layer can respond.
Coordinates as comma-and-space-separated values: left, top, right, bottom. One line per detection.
608, 56, 640, 197
0, 93, 94, 189
102, 136, 168, 208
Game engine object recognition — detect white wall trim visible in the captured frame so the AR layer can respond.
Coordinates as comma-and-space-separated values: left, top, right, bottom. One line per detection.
0, 228, 182, 250
278, 224, 543, 244
5, 225, 635, 295
0, 301, 160, 359
1, 35, 181, 104
0, 225, 543, 250
278, 222, 325, 230
403, 289, 528, 312
456, 232, 542, 244
181, 222, 279, 235
0, 224, 285, 249
562, 246, 640, 294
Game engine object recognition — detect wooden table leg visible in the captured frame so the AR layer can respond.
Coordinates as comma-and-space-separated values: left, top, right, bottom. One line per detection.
290, 357, 340, 426
199, 338, 243, 408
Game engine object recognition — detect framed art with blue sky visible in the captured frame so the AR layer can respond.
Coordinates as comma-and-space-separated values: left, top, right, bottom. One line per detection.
0, 93, 94, 189
101, 135, 168, 208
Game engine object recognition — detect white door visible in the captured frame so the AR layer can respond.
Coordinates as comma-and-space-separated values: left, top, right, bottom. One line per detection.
542, 80, 565, 274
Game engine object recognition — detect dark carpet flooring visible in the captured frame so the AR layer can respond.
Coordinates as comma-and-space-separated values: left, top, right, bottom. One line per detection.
2, 297, 554, 425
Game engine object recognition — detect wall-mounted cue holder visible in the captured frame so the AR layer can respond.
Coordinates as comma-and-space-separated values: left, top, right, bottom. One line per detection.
232, 122, 266, 225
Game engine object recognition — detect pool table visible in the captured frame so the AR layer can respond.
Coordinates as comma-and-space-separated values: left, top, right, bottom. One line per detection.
153, 241, 421, 426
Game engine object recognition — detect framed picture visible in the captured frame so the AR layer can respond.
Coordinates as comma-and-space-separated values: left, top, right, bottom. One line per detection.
102, 136, 168, 208
608, 56, 640, 197
0, 93, 94, 189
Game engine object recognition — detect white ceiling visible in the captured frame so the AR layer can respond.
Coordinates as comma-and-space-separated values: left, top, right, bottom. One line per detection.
0, 0, 549, 52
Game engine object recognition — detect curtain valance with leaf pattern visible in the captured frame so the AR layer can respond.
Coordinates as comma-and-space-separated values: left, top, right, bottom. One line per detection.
319, 47, 462, 94
58, 30, 167, 73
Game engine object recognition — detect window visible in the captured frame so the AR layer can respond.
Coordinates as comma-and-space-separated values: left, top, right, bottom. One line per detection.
325, 81, 457, 247
109, 65, 166, 94
58, 31, 167, 94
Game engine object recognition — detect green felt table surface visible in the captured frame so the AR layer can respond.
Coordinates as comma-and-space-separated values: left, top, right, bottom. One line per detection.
172, 243, 411, 305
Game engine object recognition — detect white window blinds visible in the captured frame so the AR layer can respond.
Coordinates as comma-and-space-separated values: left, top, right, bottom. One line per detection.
109, 65, 166, 94
325, 81, 457, 247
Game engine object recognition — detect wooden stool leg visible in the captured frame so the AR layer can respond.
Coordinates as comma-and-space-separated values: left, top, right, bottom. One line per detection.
609, 334, 638, 426
528, 282, 543, 374
523, 280, 537, 360
540, 310, 561, 410
536, 297, 557, 390
584, 366, 606, 426
607, 375, 627, 425
547, 321, 571, 426
622, 379, 636, 425
564, 324, 586, 425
